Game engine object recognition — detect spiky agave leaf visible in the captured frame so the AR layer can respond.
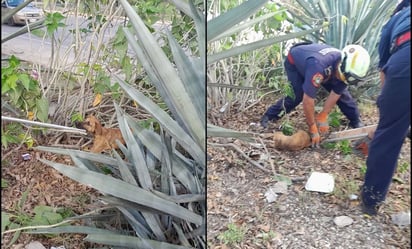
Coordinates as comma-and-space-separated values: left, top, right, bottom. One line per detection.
118, 0, 205, 151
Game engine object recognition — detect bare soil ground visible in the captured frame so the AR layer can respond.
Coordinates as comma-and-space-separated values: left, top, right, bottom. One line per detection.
207, 95, 411, 249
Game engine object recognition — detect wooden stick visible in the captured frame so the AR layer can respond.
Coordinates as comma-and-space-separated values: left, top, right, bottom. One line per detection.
1, 116, 87, 135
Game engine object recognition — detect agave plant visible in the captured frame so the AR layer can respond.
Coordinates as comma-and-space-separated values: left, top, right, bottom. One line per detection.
30, 0, 206, 248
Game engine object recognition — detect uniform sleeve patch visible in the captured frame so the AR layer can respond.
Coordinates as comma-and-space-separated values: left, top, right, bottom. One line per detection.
311, 73, 324, 87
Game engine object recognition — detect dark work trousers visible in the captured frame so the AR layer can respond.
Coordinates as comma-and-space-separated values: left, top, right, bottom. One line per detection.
361, 44, 411, 207
263, 58, 360, 124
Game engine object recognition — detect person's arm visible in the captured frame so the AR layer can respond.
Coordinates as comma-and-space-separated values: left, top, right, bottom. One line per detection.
303, 93, 316, 126
303, 93, 321, 147
321, 90, 341, 114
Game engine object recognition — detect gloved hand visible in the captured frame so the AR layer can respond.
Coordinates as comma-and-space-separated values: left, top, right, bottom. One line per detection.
316, 111, 329, 134
354, 136, 372, 157
309, 124, 320, 148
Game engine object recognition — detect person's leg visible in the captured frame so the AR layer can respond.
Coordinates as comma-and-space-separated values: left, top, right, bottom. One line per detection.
322, 84, 362, 128
361, 48, 411, 214
262, 60, 304, 126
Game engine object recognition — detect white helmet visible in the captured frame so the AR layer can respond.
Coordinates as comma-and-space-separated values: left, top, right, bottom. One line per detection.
340, 44, 371, 84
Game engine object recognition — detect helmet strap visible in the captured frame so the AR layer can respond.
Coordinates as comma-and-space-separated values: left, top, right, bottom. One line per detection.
337, 62, 347, 83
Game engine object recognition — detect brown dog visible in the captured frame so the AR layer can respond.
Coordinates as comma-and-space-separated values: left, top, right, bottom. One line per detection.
77, 115, 125, 153
272, 130, 311, 151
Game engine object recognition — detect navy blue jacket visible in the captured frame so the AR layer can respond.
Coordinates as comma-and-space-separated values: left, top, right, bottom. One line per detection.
378, 6, 410, 69
289, 44, 347, 98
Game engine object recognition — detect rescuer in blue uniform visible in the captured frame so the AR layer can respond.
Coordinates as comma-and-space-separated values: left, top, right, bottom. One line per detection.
361, 0, 411, 215
261, 43, 371, 147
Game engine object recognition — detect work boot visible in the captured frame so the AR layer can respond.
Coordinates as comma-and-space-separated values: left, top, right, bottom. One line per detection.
260, 115, 271, 128
360, 190, 379, 216
349, 120, 364, 128
361, 200, 379, 216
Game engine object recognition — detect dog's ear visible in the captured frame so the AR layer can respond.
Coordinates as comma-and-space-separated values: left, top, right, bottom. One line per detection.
90, 116, 103, 135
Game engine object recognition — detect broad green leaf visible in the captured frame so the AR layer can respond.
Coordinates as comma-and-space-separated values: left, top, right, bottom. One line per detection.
18, 74, 30, 91
207, 0, 269, 42
208, 26, 324, 64
30, 205, 63, 226
39, 158, 203, 225
35, 97, 49, 122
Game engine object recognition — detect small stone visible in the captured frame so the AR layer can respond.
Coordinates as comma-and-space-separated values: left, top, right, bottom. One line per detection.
272, 181, 288, 194
391, 212, 410, 226
333, 216, 353, 227
264, 189, 278, 203
25, 241, 46, 249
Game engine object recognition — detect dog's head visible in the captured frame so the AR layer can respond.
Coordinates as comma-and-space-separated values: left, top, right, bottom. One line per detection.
75, 115, 102, 135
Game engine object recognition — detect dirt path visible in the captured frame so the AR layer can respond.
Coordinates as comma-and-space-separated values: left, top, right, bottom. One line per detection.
207, 96, 410, 248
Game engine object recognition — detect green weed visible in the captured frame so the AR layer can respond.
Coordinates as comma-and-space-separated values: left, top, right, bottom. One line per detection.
397, 161, 410, 174
218, 223, 246, 245
2, 188, 71, 247
1, 178, 9, 188
333, 177, 360, 200
329, 110, 342, 128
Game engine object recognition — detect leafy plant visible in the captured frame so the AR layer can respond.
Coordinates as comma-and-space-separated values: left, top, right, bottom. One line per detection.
336, 140, 352, 155
329, 110, 342, 128
218, 223, 246, 245
322, 140, 352, 155
1, 187, 70, 247
1, 56, 49, 122
281, 121, 295, 136
30, 0, 206, 248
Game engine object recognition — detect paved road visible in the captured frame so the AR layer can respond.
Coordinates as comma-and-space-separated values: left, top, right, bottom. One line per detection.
1, 15, 126, 67
1, 15, 169, 67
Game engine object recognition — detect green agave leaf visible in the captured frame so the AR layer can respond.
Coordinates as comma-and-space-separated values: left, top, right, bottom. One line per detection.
210, 11, 284, 42
118, 0, 204, 150
85, 233, 191, 249
207, 26, 324, 64
34, 146, 121, 175
189, 0, 206, 60
124, 115, 202, 194
112, 149, 138, 186
166, 30, 205, 123
207, 0, 269, 42
39, 158, 203, 225
113, 74, 205, 166
116, 206, 152, 239
207, 123, 256, 142
29, 225, 118, 235
115, 105, 153, 190
352, 1, 395, 43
